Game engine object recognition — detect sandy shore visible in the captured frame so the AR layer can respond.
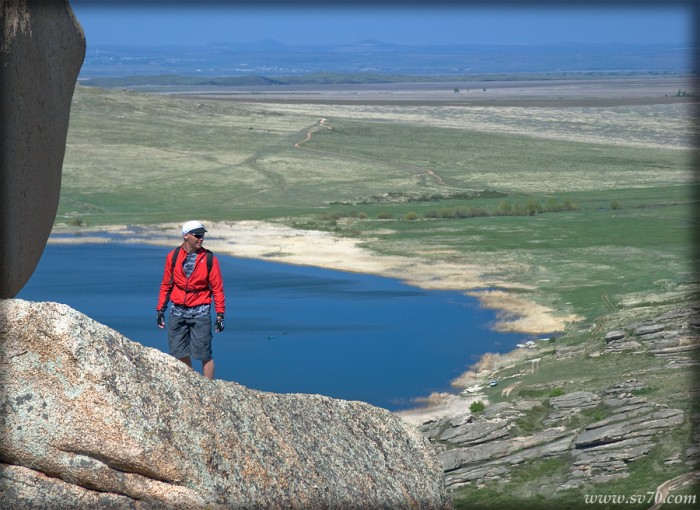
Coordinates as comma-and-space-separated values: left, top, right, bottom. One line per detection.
51, 220, 578, 336
50, 220, 579, 420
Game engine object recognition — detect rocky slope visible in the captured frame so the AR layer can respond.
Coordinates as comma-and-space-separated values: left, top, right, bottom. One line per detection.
0, 299, 452, 509
410, 301, 699, 496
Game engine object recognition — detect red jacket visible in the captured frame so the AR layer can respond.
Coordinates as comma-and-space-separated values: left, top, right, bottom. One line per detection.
157, 247, 225, 314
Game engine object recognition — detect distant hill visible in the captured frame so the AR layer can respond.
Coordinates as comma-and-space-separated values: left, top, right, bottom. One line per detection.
79, 40, 694, 83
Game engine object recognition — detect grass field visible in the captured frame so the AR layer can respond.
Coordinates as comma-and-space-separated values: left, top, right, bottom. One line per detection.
60, 82, 698, 329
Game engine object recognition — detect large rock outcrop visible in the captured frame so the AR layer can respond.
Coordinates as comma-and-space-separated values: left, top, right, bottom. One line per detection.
0, 299, 452, 509
0, 0, 85, 298
413, 302, 699, 492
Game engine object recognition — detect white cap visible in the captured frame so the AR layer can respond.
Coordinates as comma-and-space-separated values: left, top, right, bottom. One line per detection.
181, 220, 207, 236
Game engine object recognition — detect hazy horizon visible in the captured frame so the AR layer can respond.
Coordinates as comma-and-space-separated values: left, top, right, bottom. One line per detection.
71, 3, 695, 48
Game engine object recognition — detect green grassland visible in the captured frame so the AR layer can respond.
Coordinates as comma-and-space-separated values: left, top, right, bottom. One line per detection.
60, 83, 699, 507
61, 85, 698, 325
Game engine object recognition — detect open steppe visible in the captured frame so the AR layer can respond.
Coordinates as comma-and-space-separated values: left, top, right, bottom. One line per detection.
58, 75, 698, 333
167, 76, 693, 106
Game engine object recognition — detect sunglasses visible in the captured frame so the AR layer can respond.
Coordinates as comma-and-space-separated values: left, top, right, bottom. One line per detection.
190, 233, 204, 239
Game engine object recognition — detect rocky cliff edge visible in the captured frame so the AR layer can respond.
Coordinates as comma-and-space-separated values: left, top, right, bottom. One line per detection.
0, 299, 452, 509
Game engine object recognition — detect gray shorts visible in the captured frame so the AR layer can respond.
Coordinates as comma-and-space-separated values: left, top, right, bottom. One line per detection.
168, 314, 213, 361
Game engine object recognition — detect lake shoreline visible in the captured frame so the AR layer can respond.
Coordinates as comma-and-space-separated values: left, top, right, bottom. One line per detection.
50, 220, 578, 335
48, 220, 577, 418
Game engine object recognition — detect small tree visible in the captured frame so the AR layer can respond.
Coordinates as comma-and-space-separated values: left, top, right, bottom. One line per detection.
469, 400, 485, 414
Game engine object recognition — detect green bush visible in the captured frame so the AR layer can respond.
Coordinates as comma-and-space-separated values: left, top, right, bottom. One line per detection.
493, 197, 578, 217
468, 207, 489, 217
498, 201, 513, 215
525, 199, 543, 216
405, 211, 418, 221
426, 206, 490, 219
469, 400, 485, 413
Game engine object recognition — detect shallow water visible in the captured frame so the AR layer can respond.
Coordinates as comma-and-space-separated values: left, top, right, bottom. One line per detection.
18, 241, 526, 410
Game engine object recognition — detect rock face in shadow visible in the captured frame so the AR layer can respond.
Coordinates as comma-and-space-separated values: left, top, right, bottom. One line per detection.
0, 299, 452, 509
0, 0, 85, 298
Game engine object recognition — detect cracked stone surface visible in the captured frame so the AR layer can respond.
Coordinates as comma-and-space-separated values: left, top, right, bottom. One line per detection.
0, 299, 452, 509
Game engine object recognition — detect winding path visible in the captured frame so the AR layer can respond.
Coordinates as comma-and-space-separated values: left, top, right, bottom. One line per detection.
294, 117, 446, 185
648, 471, 700, 510
294, 117, 332, 148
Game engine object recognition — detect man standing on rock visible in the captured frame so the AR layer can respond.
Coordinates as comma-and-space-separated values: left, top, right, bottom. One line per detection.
157, 221, 225, 380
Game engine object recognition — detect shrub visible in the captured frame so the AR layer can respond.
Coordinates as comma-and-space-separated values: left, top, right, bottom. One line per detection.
427, 197, 577, 221
319, 211, 343, 221
545, 197, 560, 211
438, 208, 456, 219
469, 400, 485, 413
468, 207, 489, 217
405, 211, 418, 221
377, 212, 394, 220
525, 199, 542, 216
497, 201, 513, 215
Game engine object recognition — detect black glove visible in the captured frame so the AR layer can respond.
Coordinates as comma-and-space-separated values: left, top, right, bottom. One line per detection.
157, 311, 165, 329
215, 313, 225, 333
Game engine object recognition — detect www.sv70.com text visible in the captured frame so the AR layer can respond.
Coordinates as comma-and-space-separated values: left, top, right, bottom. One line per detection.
584, 493, 696, 505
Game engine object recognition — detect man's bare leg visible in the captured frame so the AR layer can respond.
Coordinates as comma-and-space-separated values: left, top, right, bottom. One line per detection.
178, 356, 192, 368
203, 358, 215, 380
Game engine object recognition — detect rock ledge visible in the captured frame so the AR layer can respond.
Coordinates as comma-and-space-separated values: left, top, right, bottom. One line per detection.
0, 299, 452, 509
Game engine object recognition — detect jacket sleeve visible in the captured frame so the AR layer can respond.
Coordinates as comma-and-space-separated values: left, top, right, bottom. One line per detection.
157, 250, 175, 312
209, 256, 226, 315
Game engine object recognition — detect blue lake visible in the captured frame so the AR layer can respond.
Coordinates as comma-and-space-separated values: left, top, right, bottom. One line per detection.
18, 241, 527, 410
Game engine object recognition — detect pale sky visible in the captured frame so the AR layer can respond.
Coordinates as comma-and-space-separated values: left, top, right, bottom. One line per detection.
70, 2, 695, 47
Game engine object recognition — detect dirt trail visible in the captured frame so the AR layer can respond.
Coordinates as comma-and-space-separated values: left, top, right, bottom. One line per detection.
294, 117, 332, 148
294, 117, 445, 185
648, 471, 700, 510
501, 381, 520, 398
601, 293, 616, 312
